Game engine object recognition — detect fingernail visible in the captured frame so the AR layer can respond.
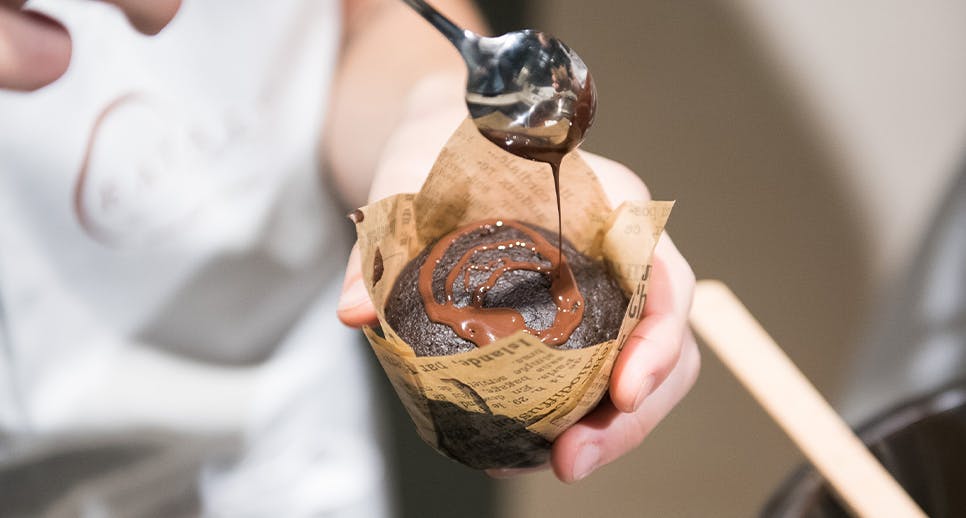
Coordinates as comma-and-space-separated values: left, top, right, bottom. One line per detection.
338, 276, 369, 310
572, 443, 600, 481
633, 375, 656, 411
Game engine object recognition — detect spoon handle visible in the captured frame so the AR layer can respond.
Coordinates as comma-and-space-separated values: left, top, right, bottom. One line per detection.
401, 0, 471, 47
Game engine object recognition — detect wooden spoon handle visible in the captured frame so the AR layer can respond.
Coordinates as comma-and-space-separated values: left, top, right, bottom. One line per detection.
689, 280, 926, 518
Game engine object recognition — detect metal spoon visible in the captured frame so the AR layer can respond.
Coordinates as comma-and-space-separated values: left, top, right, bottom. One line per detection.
401, 0, 596, 163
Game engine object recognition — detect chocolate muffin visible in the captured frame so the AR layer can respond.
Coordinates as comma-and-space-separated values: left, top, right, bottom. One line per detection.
385, 219, 628, 357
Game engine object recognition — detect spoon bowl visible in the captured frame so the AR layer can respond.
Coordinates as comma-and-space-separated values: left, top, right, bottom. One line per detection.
402, 0, 596, 162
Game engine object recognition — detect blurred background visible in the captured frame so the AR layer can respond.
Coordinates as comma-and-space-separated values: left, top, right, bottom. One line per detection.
387, 1, 966, 516
3, 1, 961, 516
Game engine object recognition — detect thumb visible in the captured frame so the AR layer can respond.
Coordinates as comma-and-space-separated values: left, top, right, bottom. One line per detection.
337, 244, 379, 328
0, 8, 71, 91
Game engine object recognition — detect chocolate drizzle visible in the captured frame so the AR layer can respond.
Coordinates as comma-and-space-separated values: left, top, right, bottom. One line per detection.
418, 219, 585, 347
412, 74, 597, 349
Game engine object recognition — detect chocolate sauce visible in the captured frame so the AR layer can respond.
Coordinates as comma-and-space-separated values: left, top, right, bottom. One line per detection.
347, 208, 365, 223
372, 248, 384, 286
427, 76, 596, 346
415, 73, 595, 347
418, 219, 585, 347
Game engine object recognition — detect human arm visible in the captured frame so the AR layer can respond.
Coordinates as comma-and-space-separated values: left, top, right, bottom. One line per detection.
324, 0, 486, 209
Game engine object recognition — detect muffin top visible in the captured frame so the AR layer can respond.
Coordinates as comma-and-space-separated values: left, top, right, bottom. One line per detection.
385, 219, 628, 357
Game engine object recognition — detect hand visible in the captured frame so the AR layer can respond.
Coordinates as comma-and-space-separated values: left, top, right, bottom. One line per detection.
539, 155, 700, 483
0, 0, 180, 90
337, 152, 700, 483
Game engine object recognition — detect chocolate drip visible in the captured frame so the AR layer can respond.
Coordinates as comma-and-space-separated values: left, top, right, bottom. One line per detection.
551, 162, 562, 265
418, 219, 585, 347
478, 74, 596, 266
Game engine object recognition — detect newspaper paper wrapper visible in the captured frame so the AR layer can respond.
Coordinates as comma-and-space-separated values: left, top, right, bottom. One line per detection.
354, 119, 673, 469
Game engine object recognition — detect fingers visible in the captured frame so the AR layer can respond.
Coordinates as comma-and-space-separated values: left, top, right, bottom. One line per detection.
99, 0, 181, 35
0, 7, 71, 90
337, 245, 379, 328
483, 237, 698, 482
551, 333, 700, 483
0, 0, 179, 91
550, 233, 698, 483
609, 234, 696, 412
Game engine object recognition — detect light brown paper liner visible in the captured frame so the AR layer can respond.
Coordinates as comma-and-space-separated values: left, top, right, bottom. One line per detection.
353, 119, 672, 469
